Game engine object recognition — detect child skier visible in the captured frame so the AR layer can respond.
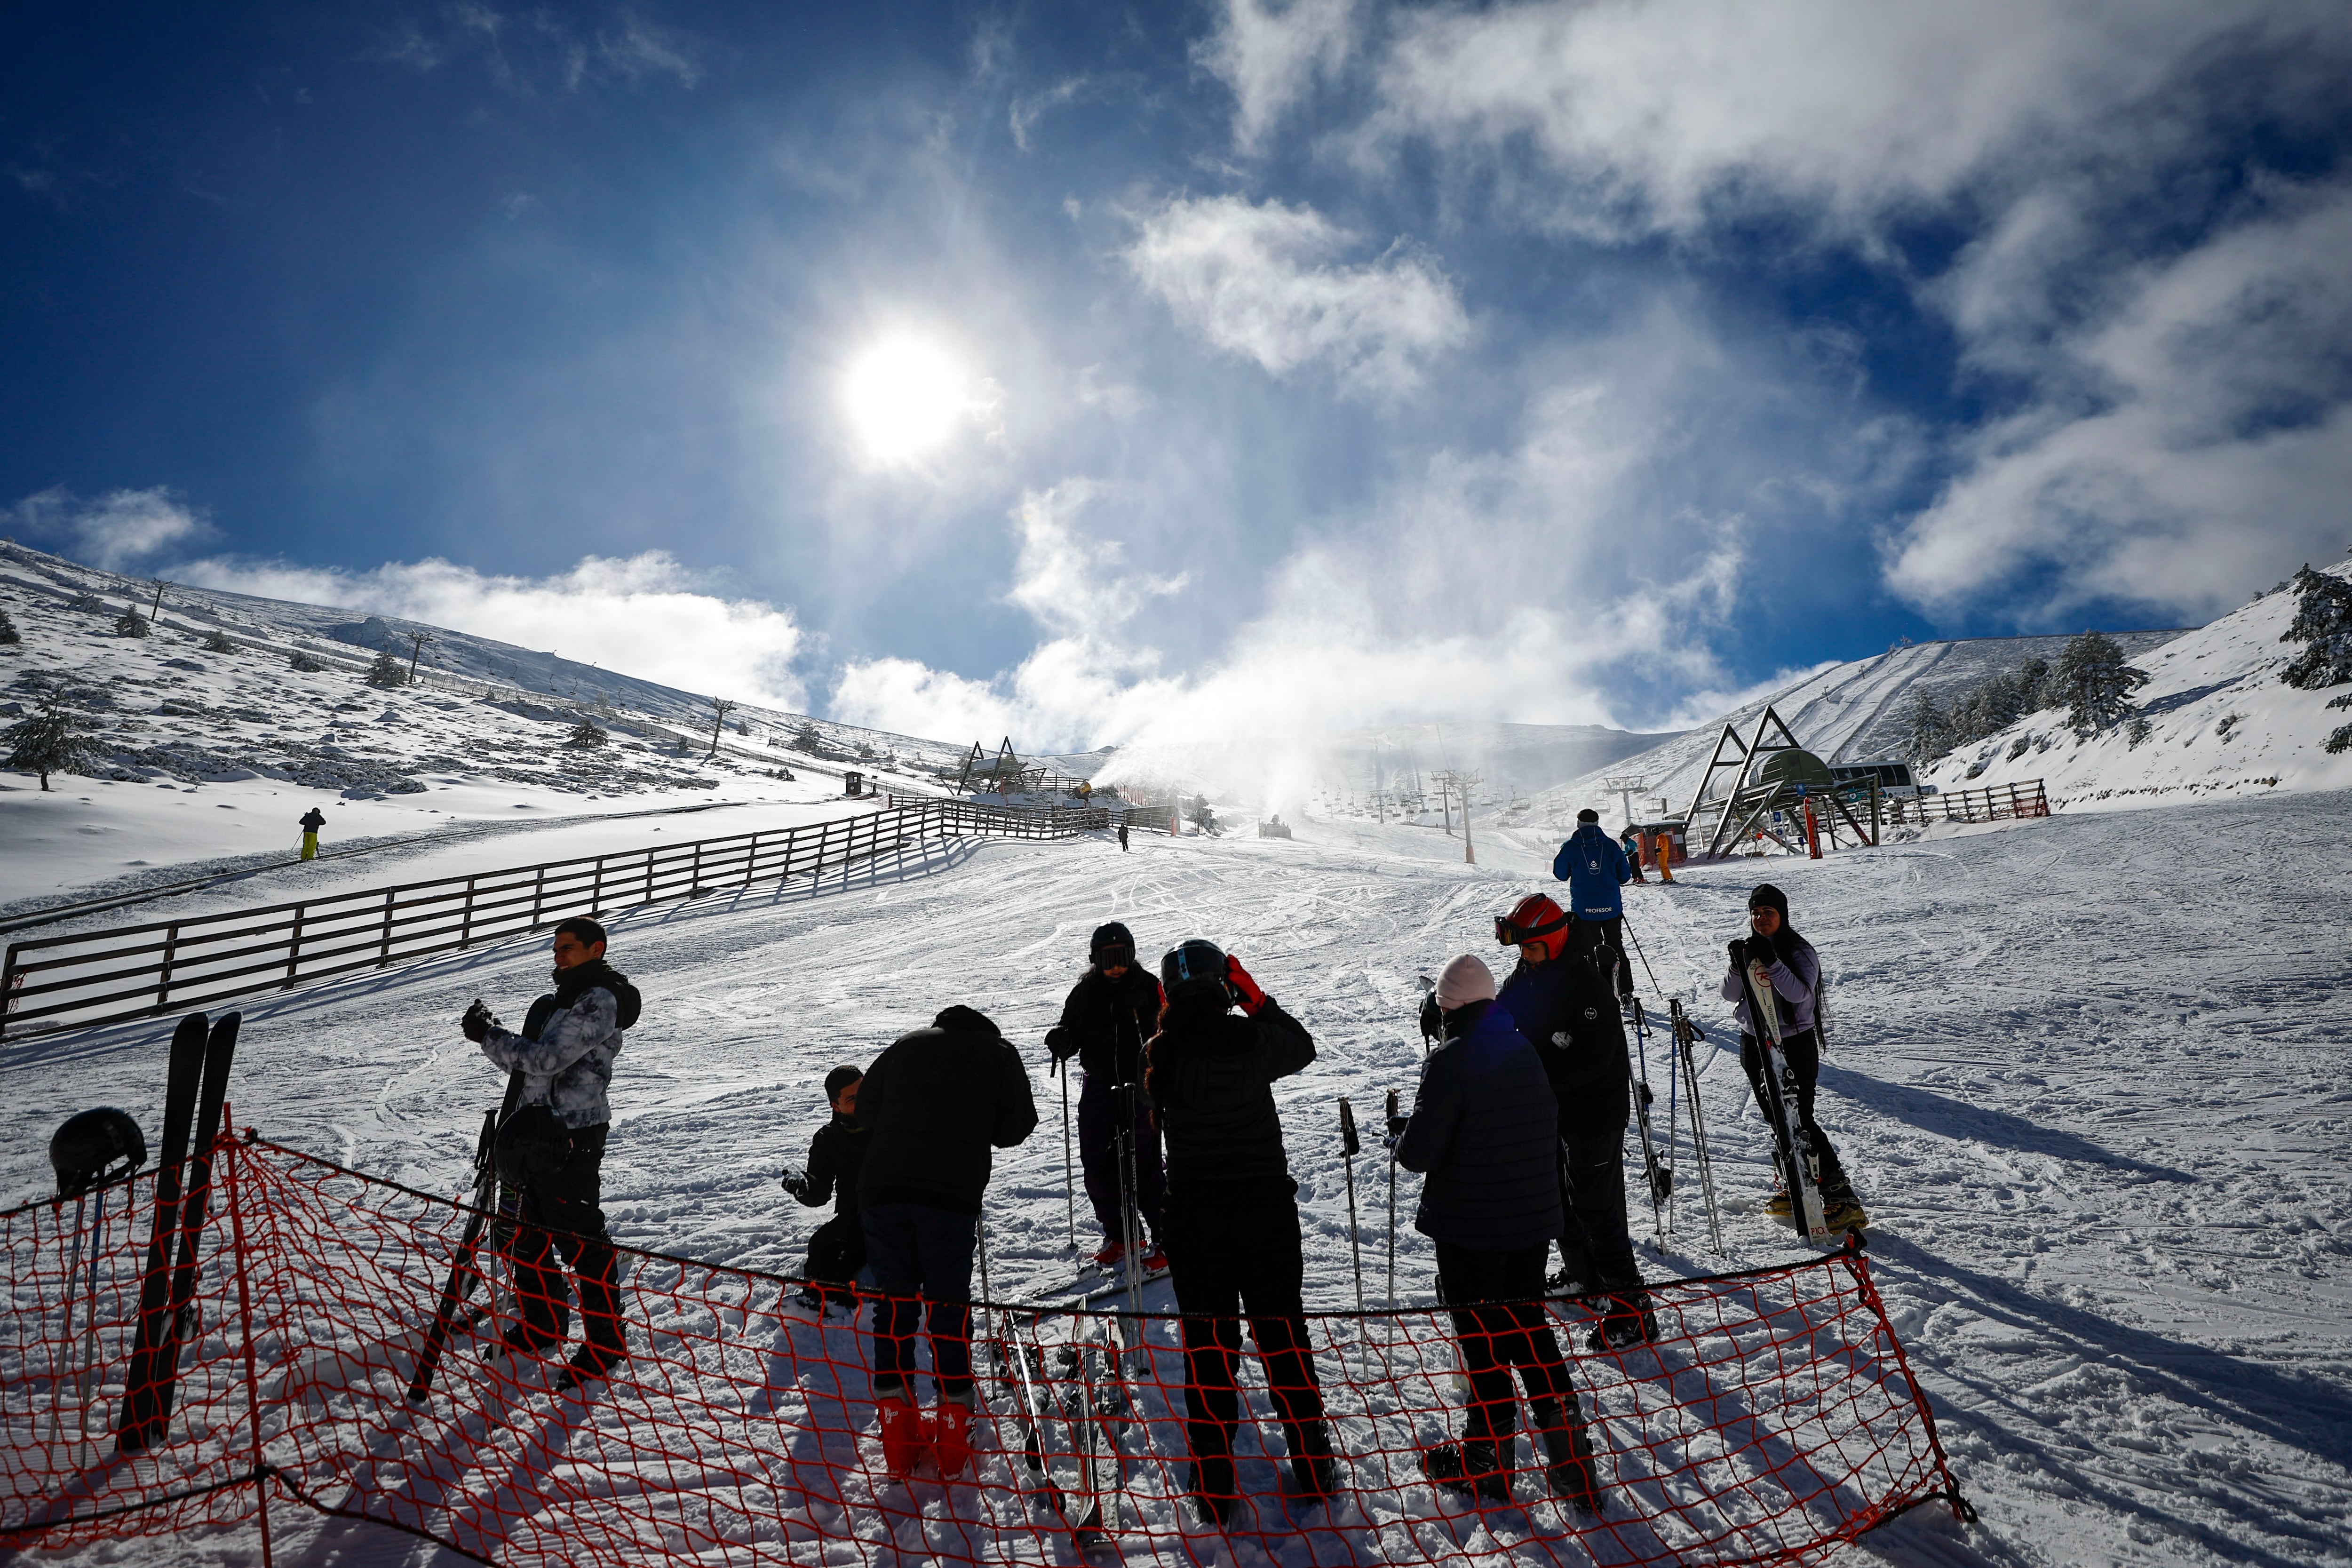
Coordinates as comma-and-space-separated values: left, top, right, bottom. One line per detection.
781, 1064, 868, 1311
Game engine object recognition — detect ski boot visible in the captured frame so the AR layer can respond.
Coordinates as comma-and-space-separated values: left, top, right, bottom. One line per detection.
926, 1391, 977, 1478
555, 1340, 628, 1394
1091, 1240, 1127, 1268
1531, 1398, 1605, 1515
1820, 1182, 1868, 1232
876, 1393, 928, 1478
1287, 1422, 1337, 1504
1762, 1187, 1794, 1218
1420, 1439, 1509, 1504
1586, 1290, 1658, 1352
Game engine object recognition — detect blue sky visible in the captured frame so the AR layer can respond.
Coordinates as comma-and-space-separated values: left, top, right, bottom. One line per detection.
7, 1, 2350, 748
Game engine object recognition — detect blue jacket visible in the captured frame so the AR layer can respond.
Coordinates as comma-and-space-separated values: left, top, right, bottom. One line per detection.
1394, 1000, 1562, 1251
1553, 824, 1630, 921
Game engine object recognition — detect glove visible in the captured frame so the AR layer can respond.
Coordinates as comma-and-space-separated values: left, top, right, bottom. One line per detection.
1748, 936, 1779, 970
1385, 1114, 1410, 1139
1727, 940, 1745, 971
1419, 992, 1443, 1042
779, 1172, 807, 1200
461, 999, 497, 1044
1224, 955, 1268, 1015
1045, 1027, 1079, 1063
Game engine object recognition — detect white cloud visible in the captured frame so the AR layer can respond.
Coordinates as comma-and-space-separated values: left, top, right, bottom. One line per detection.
1125, 194, 1470, 392
10, 486, 209, 571
1889, 180, 2352, 621
1197, 0, 1358, 154
172, 551, 810, 709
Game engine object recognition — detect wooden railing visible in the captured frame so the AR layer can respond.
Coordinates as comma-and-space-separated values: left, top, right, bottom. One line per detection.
1884, 779, 2050, 826
0, 799, 1108, 1038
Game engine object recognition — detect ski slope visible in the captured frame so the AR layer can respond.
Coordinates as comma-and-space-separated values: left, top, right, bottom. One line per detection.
3, 785, 2348, 1567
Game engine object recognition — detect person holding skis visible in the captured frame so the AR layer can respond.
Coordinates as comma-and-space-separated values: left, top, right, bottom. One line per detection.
856, 1004, 1038, 1478
781, 1064, 867, 1312
1144, 939, 1335, 1527
1720, 884, 1865, 1231
1392, 954, 1603, 1512
461, 915, 640, 1392
1044, 922, 1167, 1270
1552, 809, 1634, 997
1491, 894, 1654, 1347
298, 804, 326, 860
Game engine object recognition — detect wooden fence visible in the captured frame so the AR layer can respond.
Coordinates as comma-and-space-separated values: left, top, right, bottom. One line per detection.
1884, 779, 2050, 826
0, 798, 1107, 1039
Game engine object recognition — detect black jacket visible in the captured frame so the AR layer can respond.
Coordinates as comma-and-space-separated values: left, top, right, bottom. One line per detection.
298, 808, 326, 832
796, 1112, 868, 1219
856, 1009, 1039, 1215
1495, 945, 1628, 1135
1144, 994, 1314, 1192
1047, 965, 1164, 1083
1395, 999, 1562, 1251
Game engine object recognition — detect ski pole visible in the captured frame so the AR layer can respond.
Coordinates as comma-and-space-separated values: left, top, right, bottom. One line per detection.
1338, 1097, 1366, 1372
1058, 1057, 1077, 1253
1383, 1088, 1399, 1313
48, 1192, 88, 1449
1621, 913, 1665, 998
1670, 1000, 1724, 1255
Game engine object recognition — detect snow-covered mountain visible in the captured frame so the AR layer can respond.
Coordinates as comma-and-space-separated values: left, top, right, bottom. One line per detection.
1919, 557, 2352, 809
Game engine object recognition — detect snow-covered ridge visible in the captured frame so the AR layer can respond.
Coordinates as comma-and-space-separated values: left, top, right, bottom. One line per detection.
1919, 557, 2352, 809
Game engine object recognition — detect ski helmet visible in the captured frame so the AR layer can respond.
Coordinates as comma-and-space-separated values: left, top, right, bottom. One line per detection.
1090, 921, 1136, 968
49, 1107, 146, 1198
1495, 894, 1571, 961
1160, 939, 1229, 1002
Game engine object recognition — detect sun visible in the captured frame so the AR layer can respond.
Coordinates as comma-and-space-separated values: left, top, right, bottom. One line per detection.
842, 339, 965, 462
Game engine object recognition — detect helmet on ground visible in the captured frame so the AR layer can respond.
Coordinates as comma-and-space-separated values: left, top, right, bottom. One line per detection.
1495, 894, 1572, 961
1160, 939, 1229, 1002
49, 1107, 146, 1198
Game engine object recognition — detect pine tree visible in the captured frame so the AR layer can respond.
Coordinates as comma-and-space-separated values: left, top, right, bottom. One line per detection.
2055, 630, 2149, 734
5, 692, 104, 791
567, 717, 610, 749
1187, 793, 1218, 835
0, 607, 20, 645
2279, 565, 2352, 690
364, 651, 410, 688
115, 606, 151, 638
2016, 655, 2052, 711
1901, 689, 1952, 764
200, 629, 236, 654
289, 649, 326, 673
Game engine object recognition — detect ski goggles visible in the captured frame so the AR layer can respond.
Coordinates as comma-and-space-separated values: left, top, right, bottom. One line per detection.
1494, 911, 1570, 947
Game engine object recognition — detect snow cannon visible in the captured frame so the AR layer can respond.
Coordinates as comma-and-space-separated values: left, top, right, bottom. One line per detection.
49, 1107, 147, 1197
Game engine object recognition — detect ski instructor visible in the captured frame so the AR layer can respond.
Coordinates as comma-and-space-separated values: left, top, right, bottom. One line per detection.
460, 915, 640, 1393
1552, 809, 1635, 999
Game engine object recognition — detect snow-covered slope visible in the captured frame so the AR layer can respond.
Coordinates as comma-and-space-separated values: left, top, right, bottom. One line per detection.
1544, 629, 2190, 828
1920, 559, 2352, 809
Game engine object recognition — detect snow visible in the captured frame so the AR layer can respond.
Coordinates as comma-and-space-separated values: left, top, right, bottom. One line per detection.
6, 784, 2350, 1567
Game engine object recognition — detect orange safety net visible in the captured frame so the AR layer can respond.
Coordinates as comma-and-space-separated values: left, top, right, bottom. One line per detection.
2, 1136, 1968, 1566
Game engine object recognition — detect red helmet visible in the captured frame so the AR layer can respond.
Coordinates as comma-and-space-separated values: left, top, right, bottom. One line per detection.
1495, 894, 1571, 961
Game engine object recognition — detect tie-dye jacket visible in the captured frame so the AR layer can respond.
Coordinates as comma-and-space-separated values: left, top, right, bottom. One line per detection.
480, 963, 637, 1129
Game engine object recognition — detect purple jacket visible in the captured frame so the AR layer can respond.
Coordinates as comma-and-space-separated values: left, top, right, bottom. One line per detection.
1720, 938, 1821, 1038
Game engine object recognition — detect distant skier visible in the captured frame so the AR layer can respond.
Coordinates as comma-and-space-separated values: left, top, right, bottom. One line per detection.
1619, 827, 1646, 883
1045, 923, 1167, 1270
1492, 894, 1654, 1345
1721, 884, 1865, 1231
1393, 954, 1603, 1512
460, 916, 639, 1392
856, 1004, 1038, 1478
1118, 819, 1130, 852
1145, 939, 1334, 1525
298, 805, 326, 860
1552, 809, 1635, 997
781, 1064, 868, 1312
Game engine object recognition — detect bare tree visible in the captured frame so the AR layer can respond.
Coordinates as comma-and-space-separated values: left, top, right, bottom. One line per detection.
708, 697, 738, 758
404, 629, 435, 681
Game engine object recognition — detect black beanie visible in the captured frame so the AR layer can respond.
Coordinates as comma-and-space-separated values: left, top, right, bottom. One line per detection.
1748, 883, 1789, 918
1090, 921, 1136, 964
1577, 808, 1599, 823
824, 1064, 863, 1101
932, 1005, 999, 1036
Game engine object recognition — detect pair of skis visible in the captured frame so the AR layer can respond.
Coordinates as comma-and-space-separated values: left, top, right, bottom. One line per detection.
118, 1011, 241, 1455
408, 1071, 525, 1403
992, 1309, 1130, 1549
1735, 957, 1831, 1242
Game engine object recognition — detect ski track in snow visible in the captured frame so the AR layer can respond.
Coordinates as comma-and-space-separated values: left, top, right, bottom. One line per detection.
3, 794, 2349, 1567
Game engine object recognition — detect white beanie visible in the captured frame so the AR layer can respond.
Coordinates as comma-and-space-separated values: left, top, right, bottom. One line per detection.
1436, 953, 1497, 1011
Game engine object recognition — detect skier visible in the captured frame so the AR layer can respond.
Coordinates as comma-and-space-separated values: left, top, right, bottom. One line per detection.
298, 804, 326, 860
1144, 939, 1335, 1526
1491, 894, 1654, 1345
1619, 826, 1646, 883
1721, 885, 1866, 1231
856, 1004, 1038, 1478
460, 916, 639, 1392
1044, 923, 1167, 1269
1392, 954, 1602, 1511
1551, 809, 1634, 997
1119, 819, 1130, 852
781, 1064, 868, 1312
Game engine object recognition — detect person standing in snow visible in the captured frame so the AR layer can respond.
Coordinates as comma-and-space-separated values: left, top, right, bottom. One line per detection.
1722, 884, 1865, 1231
298, 804, 326, 860
1044, 923, 1167, 1271
1619, 827, 1646, 883
1393, 954, 1603, 1512
1119, 818, 1130, 852
1553, 809, 1635, 997
782, 1064, 868, 1312
1145, 939, 1335, 1526
855, 1005, 1038, 1478
1491, 894, 1654, 1347
461, 916, 639, 1392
